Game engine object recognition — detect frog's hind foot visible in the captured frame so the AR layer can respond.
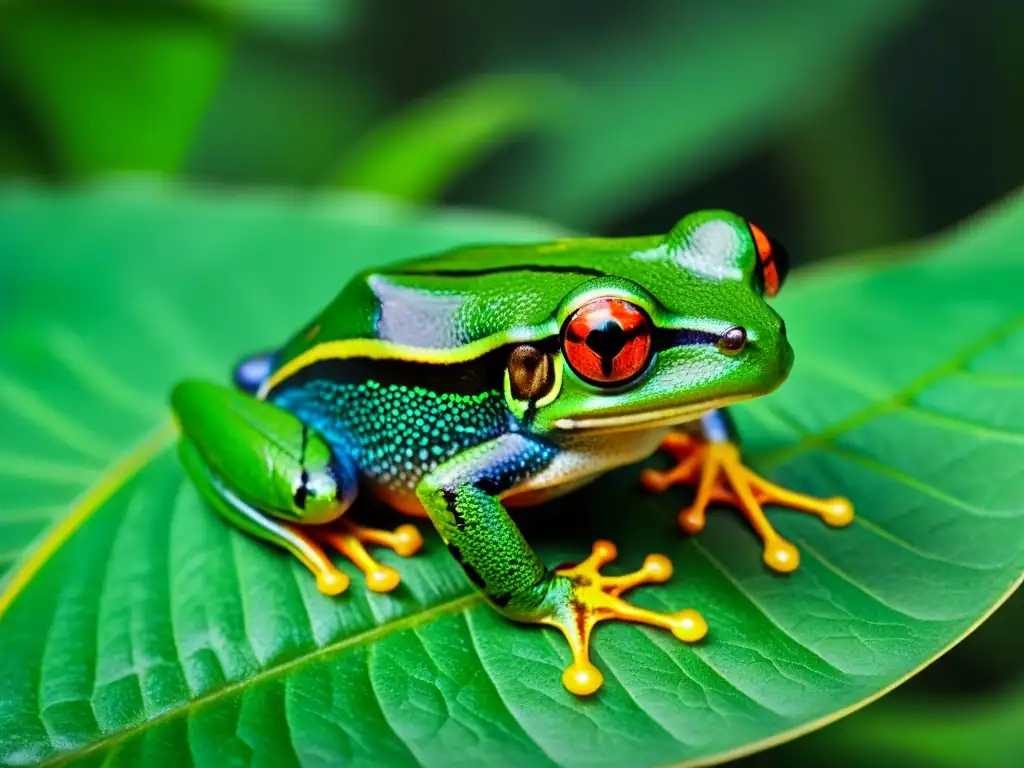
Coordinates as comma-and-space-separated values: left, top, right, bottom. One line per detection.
546, 540, 707, 696
313, 520, 424, 593
276, 524, 352, 596
640, 433, 854, 573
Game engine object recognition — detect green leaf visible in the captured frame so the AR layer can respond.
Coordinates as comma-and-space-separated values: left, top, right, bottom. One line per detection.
0, 5, 228, 178
0, 183, 1021, 767
487, 0, 924, 228
333, 74, 564, 203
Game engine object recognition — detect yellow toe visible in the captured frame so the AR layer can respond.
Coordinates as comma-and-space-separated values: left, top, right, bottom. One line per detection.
763, 539, 800, 572
642, 554, 673, 583
822, 497, 855, 527
366, 566, 401, 593
316, 569, 350, 596
671, 609, 708, 642
392, 524, 424, 556
639, 468, 671, 492
562, 661, 604, 696
592, 540, 618, 561
678, 508, 706, 533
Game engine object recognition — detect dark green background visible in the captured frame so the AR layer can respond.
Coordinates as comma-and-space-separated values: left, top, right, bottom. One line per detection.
1, 1, 1021, 765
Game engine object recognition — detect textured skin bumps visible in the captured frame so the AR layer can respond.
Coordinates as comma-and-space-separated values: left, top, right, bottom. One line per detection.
275, 378, 514, 501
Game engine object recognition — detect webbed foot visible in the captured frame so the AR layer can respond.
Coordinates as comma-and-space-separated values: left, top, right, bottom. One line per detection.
544, 540, 707, 696
641, 432, 854, 572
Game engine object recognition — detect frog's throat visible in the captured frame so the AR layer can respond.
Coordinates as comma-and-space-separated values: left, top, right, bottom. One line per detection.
552, 394, 752, 434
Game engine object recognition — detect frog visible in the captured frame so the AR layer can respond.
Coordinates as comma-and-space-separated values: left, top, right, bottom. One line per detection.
171, 210, 854, 696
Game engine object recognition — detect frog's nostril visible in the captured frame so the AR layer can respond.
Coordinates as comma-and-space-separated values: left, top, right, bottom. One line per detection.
779, 318, 787, 337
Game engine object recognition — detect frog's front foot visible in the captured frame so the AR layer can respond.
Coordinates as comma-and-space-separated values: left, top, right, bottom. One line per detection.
313, 520, 424, 593
641, 432, 854, 572
542, 540, 707, 696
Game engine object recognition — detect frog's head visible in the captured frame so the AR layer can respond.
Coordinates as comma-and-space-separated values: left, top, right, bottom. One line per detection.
517, 210, 793, 433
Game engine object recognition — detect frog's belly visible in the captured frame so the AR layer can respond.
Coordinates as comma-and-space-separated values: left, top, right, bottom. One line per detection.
504, 426, 671, 508
367, 426, 671, 516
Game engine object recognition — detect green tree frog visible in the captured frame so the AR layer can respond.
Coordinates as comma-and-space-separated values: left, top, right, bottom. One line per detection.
172, 210, 854, 696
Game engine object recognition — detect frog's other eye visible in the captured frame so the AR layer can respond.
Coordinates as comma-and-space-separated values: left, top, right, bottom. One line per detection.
562, 297, 653, 386
748, 222, 790, 298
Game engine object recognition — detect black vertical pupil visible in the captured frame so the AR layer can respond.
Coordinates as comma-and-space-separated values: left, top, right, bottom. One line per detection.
585, 320, 626, 376
585, 320, 626, 357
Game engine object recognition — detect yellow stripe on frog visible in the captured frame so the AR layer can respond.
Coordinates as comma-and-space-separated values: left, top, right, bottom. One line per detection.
258, 324, 556, 398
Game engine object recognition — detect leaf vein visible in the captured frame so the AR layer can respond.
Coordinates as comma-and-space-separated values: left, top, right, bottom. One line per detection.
36, 594, 482, 767
0, 375, 115, 462
689, 541, 847, 675
902, 404, 1024, 443
824, 444, 1020, 520
461, 610, 561, 767
752, 313, 1024, 470
45, 326, 161, 421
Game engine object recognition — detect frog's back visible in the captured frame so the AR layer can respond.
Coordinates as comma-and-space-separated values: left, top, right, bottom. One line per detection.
273, 235, 662, 365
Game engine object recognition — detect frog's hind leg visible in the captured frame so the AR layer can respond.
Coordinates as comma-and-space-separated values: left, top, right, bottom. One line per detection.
179, 438, 351, 595
174, 380, 423, 596
641, 410, 854, 572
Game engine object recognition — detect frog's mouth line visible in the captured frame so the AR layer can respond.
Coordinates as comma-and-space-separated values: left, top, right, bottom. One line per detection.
553, 394, 753, 434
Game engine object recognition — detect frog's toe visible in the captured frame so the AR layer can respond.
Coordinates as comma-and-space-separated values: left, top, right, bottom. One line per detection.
563, 660, 604, 697
821, 497, 856, 527
762, 537, 800, 573
639, 433, 703, 492
390, 524, 426, 556
274, 522, 352, 596
678, 505, 707, 534
314, 520, 424, 593
364, 564, 402, 593
315, 567, 351, 596
544, 540, 707, 696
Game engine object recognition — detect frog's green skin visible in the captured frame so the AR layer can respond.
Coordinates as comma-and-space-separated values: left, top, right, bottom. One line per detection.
172, 210, 808, 696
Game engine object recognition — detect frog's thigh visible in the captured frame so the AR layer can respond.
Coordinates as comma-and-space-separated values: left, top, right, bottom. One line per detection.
172, 380, 358, 519
178, 438, 351, 594
173, 380, 359, 594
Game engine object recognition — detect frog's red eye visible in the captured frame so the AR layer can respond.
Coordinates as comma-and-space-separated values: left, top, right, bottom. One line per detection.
562, 298, 653, 386
748, 222, 789, 298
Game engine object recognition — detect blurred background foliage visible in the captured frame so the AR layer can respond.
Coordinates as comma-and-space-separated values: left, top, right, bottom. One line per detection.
1, 0, 1021, 764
